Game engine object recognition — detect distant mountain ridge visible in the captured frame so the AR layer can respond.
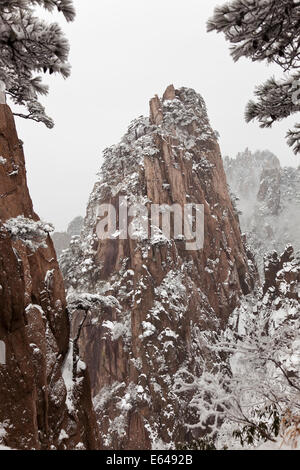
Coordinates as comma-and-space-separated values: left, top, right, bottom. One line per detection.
52, 216, 84, 258
224, 149, 300, 273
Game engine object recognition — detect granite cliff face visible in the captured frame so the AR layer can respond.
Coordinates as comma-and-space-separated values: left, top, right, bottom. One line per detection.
62, 86, 257, 449
0, 104, 98, 450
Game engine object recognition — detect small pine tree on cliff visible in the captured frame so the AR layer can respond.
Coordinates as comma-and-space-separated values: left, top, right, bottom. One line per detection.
0, 0, 75, 128
208, 0, 300, 154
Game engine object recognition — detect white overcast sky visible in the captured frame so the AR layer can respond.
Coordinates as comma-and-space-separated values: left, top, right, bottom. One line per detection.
13, 0, 299, 231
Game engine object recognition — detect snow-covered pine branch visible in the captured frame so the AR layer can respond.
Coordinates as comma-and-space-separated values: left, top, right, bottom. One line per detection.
245, 74, 300, 127
208, 0, 300, 154
4, 215, 54, 251
67, 292, 121, 313
287, 123, 300, 154
207, 0, 300, 70
0, 0, 75, 127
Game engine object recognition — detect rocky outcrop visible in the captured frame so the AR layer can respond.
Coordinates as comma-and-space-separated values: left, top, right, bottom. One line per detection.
62, 86, 257, 449
52, 216, 84, 258
0, 104, 99, 450
224, 148, 281, 200
224, 149, 300, 274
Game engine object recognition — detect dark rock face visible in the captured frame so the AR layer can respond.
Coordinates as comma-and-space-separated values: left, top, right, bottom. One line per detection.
63, 86, 257, 449
0, 105, 99, 450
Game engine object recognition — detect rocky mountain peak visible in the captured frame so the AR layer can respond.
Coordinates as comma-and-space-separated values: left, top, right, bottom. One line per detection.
62, 86, 257, 449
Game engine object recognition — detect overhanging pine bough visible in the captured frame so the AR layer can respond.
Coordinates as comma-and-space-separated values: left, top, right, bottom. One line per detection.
0, 0, 75, 128
207, 0, 300, 154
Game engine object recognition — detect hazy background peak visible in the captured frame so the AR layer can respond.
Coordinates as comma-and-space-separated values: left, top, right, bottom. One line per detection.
14, 0, 299, 231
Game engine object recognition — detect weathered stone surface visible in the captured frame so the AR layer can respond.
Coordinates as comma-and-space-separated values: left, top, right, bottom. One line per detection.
62, 86, 257, 449
0, 104, 99, 450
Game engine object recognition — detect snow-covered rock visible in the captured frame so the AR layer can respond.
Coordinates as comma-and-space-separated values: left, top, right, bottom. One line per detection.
63, 85, 257, 449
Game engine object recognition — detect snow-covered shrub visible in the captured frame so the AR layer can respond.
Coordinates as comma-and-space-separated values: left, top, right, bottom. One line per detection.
67, 292, 120, 313
174, 249, 300, 450
4, 216, 54, 251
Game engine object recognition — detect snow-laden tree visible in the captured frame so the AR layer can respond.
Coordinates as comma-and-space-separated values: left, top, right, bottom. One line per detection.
177, 313, 300, 447
175, 248, 300, 449
208, 0, 300, 154
67, 292, 121, 378
0, 0, 75, 128
4, 215, 54, 251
